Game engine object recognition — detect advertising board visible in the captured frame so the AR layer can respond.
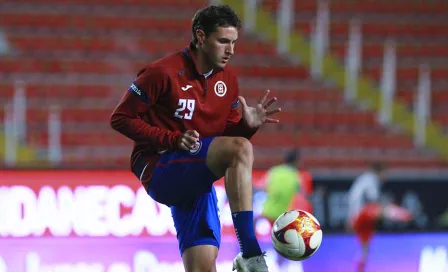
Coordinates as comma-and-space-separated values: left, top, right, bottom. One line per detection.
1, 170, 447, 272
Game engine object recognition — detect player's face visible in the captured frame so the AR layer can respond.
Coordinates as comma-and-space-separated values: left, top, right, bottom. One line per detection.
202, 26, 238, 69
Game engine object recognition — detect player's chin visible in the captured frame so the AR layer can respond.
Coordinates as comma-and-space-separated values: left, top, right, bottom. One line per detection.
215, 62, 228, 69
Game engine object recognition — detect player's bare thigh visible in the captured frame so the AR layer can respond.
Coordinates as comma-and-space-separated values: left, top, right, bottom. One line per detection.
182, 245, 218, 272
206, 136, 253, 178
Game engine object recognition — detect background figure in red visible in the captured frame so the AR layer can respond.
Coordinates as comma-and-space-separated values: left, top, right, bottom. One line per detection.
347, 162, 413, 272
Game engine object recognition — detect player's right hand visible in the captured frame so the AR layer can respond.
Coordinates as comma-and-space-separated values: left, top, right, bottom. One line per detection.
177, 130, 199, 151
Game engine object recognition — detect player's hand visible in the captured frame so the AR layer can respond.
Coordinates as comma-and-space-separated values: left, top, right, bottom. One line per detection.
177, 130, 199, 151
238, 90, 281, 129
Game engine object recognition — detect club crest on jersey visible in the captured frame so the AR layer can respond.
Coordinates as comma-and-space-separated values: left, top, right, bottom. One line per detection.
190, 141, 202, 155
214, 81, 227, 97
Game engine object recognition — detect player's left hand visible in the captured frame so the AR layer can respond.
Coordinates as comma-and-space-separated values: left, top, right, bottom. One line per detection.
238, 90, 281, 129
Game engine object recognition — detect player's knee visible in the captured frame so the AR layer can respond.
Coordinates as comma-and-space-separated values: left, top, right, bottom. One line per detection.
229, 137, 253, 166
206, 137, 253, 178
184, 254, 217, 272
189, 260, 216, 272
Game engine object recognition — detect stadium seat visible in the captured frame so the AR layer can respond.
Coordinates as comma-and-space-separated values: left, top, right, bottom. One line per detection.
263, 0, 448, 14
1, 0, 447, 171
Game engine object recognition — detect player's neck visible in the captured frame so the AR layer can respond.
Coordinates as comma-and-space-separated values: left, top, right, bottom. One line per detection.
192, 48, 214, 75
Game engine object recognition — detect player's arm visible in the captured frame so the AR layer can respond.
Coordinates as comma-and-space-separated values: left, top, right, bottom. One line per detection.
222, 97, 258, 139
110, 67, 181, 149
222, 76, 258, 139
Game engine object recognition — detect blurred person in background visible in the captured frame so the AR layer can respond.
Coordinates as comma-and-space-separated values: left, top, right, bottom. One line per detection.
262, 149, 302, 225
260, 149, 311, 268
347, 162, 412, 272
437, 208, 448, 228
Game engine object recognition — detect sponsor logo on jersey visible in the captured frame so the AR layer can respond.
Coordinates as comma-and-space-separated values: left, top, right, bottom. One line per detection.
181, 85, 193, 91
129, 83, 141, 95
128, 82, 149, 104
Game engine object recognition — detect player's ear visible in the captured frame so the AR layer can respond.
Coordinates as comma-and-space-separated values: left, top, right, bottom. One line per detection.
196, 29, 206, 46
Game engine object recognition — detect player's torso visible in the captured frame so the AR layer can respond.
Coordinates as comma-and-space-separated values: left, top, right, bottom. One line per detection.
146, 69, 237, 137
263, 166, 299, 219
348, 174, 379, 215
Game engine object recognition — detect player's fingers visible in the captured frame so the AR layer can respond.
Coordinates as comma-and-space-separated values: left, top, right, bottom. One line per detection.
181, 138, 190, 147
265, 118, 280, 123
238, 96, 248, 108
258, 89, 270, 105
263, 97, 277, 109
187, 130, 200, 138
266, 108, 281, 116
179, 142, 190, 151
181, 139, 196, 150
183, 135, 198, 146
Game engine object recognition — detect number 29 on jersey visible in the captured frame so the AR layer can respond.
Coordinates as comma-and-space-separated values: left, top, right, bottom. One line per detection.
174, 99, 195, 120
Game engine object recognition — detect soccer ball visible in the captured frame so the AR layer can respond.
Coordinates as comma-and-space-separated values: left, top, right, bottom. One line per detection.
271, 209, 323, 261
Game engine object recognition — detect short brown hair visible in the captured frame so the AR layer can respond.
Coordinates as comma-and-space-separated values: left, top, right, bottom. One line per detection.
191, 5, 242, 44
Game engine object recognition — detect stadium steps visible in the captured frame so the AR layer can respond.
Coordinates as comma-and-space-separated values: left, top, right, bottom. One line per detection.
224, 0, 448, 166
3, 82, 448, 112
1, 0, 447, 172
263, 0, 448, 14
265, 0, 448, 155
0, 58, 309, 79
5, 35, 278, 57
3, 0, 206, 6
262, 0, 448, 124
64, 144, 445, 170
24, 126, 413, 149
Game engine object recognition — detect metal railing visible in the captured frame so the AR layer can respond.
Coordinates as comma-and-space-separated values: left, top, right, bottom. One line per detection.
3, 81, 62, 166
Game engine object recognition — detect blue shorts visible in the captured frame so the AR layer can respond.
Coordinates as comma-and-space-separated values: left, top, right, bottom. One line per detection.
141, 137, 221, 255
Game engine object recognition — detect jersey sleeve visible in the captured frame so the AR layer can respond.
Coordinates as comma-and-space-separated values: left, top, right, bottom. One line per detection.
221, 75, 258, 139
110, 67, 181, 149
128, 67, 164, 105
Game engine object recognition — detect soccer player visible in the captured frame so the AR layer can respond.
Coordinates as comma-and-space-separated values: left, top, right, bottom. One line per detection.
347, 162, 412, 272
110, 5, 280, 272
262, 149, 301, 226
261, 149, 301, 269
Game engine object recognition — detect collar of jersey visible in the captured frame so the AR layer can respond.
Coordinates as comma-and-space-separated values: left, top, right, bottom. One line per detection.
182, 43, 222, 78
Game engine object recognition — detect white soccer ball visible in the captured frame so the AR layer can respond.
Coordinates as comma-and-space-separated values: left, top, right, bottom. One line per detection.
271, 209, 323, 261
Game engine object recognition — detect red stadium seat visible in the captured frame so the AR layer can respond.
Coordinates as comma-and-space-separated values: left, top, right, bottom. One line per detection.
28, 131, 131, 146
262, 0, 448, 14
331, 43, 448, 59
295, 21, 448, 38
365, 67, 448, 82
0, 83, 112, 99
1, 0, 447, 170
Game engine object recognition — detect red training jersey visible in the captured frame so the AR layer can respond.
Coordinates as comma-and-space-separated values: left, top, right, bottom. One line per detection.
110, 45, 256, 186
